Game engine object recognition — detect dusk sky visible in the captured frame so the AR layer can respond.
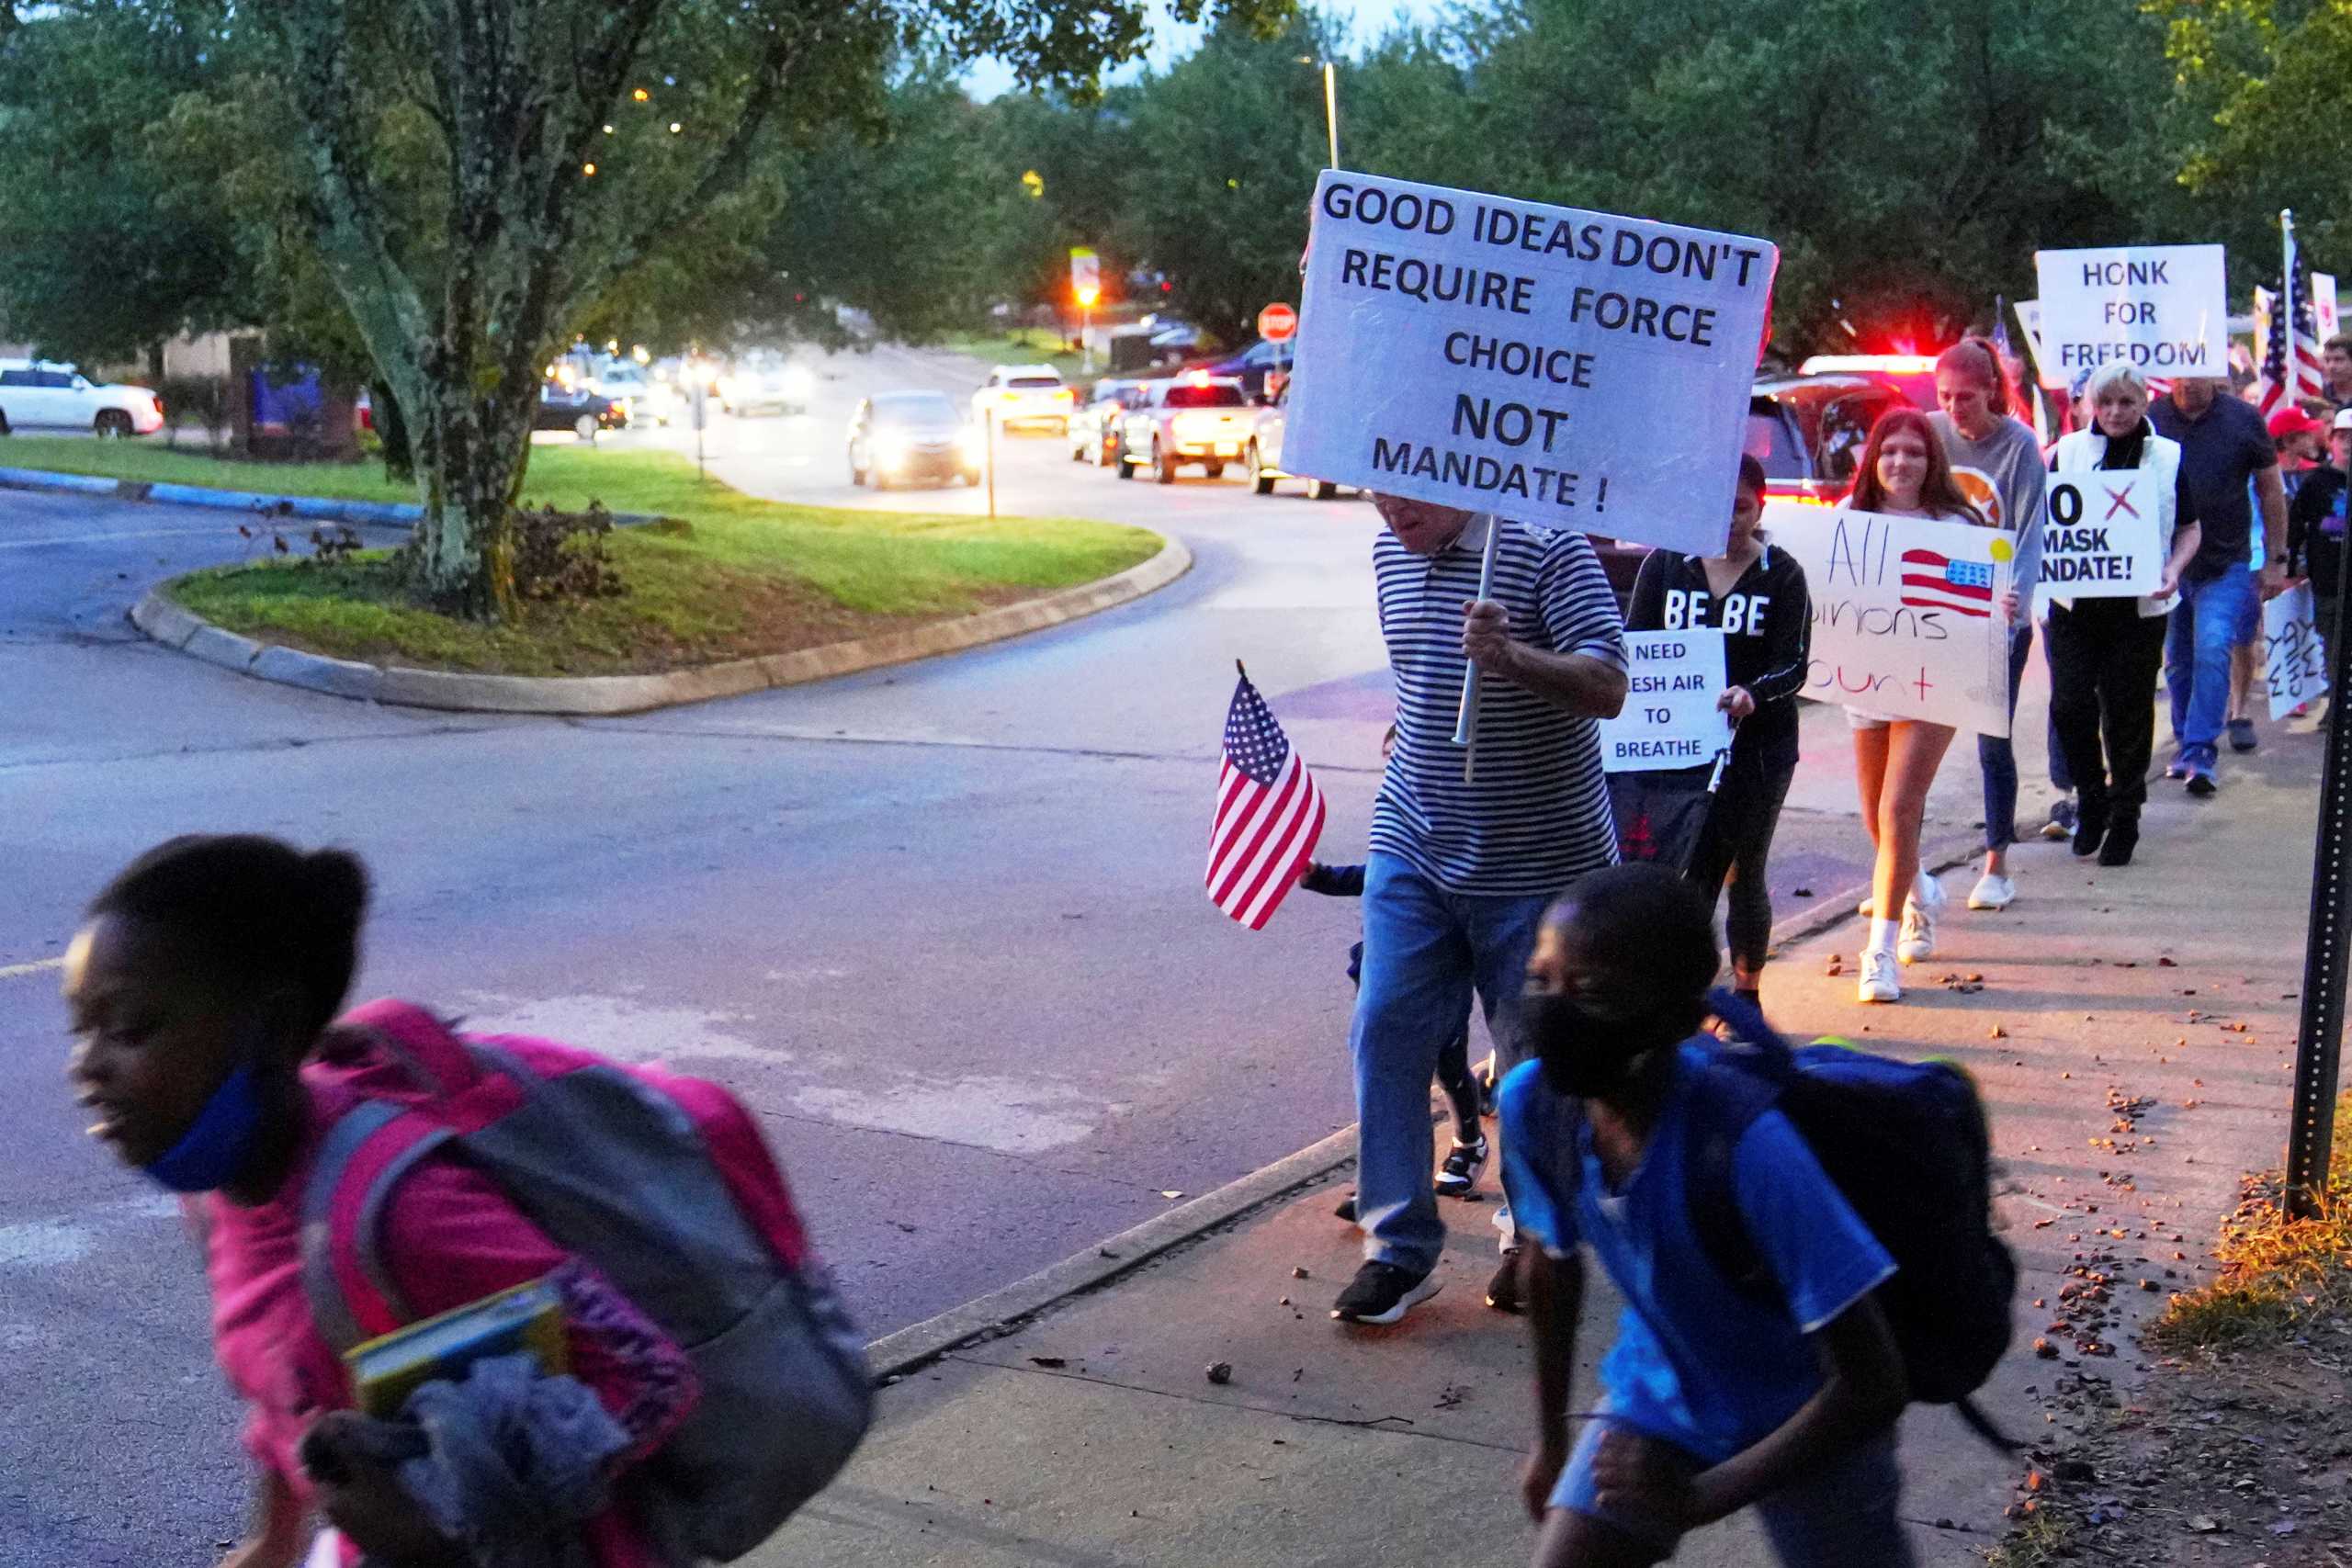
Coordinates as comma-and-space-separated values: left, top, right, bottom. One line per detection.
962, 0, 1458, 99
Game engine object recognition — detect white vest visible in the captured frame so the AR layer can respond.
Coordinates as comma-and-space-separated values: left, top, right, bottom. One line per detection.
2049, 426, 2184, 618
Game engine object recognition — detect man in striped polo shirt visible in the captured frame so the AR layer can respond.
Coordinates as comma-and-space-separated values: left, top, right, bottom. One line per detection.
1333, 494, 1628, 1326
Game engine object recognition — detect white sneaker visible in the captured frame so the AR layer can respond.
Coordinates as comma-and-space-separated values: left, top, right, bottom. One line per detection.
1897, 898, 1937, 964
1967, 873, 2016, 911
1913, 870, 1948, 913
1857, 896, 1875, 917
1857, 947, 1901, 1003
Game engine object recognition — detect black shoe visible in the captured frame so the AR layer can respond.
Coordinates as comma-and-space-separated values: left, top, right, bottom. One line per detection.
2072, 802, 2109, 859
1486, 1249, 1525, 1314
2186, 771, 2217, 798
2098, 820, 2139, 867
1434, 1135, 1489, 1198
1334, 1193, 1358, 1224
1331, 1260, 1441, 1325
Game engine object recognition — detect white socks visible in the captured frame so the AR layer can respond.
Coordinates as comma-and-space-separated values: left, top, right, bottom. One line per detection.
1868, 915, 1900, 954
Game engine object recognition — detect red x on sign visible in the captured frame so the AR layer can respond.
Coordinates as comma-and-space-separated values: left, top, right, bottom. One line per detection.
2102, 483, 2142, 521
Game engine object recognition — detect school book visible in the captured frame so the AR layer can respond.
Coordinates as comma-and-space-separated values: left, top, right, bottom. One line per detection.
343, 1275, 567, 1417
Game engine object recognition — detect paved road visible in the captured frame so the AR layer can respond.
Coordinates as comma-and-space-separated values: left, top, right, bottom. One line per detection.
0, 346, 2035, 1564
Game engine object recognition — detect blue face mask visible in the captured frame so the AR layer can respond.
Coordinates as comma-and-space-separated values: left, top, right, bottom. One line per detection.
140, 1060, 266, 1193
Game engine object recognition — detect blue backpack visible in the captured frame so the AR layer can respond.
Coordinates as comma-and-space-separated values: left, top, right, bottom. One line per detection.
1689, 990, 2018, 1443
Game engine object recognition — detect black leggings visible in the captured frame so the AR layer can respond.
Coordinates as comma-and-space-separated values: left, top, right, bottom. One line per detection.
1432, 1030, 1478, 1141
1689, 761, 1797, 974
2047, 599, 2167, 818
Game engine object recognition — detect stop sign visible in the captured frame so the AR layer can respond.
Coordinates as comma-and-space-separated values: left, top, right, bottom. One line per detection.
1258, 302, 1298, 342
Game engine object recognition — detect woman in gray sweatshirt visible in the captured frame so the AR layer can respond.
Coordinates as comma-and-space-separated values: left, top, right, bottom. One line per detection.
1928, 336, 2046, 916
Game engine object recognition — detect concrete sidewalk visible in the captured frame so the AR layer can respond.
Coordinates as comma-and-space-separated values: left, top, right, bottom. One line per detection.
752, 707, 2334, 1567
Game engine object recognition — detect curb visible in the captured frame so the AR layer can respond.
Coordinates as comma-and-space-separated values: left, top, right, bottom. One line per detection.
0, 464, 661, 531
855, 827, 2000, 1382
864, 1125, 1359, 1382
129, 536, 1193, 715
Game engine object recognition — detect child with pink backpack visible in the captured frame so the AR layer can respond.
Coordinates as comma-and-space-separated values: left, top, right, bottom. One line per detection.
63, 835, 868, 1567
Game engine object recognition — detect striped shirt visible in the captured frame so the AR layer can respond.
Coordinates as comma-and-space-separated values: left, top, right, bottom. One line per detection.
1371, 515, 1627, 896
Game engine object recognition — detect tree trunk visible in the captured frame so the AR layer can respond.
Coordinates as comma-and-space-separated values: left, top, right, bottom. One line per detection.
409, 380, 536, 617
370, 378, 414, 484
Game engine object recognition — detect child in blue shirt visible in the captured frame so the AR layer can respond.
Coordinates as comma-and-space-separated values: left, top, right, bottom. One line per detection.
1500, 863, 1913, 1566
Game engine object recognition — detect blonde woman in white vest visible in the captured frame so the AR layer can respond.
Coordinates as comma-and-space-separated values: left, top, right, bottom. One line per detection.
2045, 361, 2199, 867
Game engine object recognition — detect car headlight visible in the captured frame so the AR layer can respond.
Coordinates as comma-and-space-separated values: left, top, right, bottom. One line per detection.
959, 427, 985, 459
781, 367, 815, 400
876, 435, 911, 467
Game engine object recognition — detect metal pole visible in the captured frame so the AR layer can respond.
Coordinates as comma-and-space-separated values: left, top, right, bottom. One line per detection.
1323, 62, 1340, 168
1451, 514, 1503, 784
2288, 584, 2352, 1217
985, 408, 997, 521
1082, 304, 1094, 376
2283, 209, 2301, 401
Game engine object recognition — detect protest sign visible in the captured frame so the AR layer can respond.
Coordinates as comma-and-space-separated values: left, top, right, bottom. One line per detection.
1283, 171, 1776, 557
2013, 299, 2064, 389
2316, 273, 2340, 345
1600, 629, 1730, 773
2040, 471, 2162, 598
1767, 503, 2014, 737
2265, 583, 2330, 720
2033, 244, 2229, 380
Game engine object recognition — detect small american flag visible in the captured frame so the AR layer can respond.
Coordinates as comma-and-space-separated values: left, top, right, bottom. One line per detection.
2254, 261, 2324, 417
1207, 670, 1325, 931
1900, 548, 1994, 618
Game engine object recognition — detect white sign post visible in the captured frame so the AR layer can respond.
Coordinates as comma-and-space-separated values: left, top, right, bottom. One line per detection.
1283, 171, 1776, 558
2040, 472, 2164, 598
1768, 503, 2015, 737
2266, 582, 2331, 720
2033, 244, 2231, 381
1600, 629, 1731, 773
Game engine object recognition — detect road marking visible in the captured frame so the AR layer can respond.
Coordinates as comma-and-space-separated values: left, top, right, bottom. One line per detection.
0, 957, 65, 982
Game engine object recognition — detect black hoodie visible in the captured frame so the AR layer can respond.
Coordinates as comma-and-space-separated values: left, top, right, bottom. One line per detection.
1626, 539, 1812, 771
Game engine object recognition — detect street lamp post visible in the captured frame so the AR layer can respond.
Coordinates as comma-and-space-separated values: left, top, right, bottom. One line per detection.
1077, 283, 1100, 376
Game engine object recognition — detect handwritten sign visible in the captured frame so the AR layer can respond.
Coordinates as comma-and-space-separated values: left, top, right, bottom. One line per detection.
1600, 629, 1730, 773
1767, 504, 2013, 737
2041, 472, 2162, 598
1283, 171, 1777, 557
2033, 244, 2230, 380
2265, 582, 2331, 720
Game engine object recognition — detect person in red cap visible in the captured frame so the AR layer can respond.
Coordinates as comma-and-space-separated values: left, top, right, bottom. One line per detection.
2231, 405, 2332, 739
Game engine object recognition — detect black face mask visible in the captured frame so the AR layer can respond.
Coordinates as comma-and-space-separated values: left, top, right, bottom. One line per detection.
1523, 990, 1692, 1099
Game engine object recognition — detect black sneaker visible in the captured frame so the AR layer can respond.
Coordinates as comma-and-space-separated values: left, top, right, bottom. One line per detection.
2040, 798, 2077, 841
1434, 1135, 1489, 1198
1486, 1249, 1525, 1314
1334, 1193, 1358, 1224
1330, 1261, 1441, 1325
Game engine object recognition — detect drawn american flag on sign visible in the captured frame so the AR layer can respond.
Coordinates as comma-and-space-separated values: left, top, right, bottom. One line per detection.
1207, 671, 1325, 931
1899, 548, 1994, 618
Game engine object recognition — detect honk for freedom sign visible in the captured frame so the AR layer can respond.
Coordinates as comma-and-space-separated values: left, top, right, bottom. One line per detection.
2033, 244, 2229, 380
1283, 171, 1777, 558
1768, 505, 2014, 738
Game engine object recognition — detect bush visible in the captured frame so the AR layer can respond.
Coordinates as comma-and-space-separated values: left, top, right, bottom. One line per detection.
156, 375, 232, 451
506, 501, 627, 604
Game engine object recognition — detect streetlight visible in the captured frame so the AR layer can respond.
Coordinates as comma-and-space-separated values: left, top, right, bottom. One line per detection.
1076, 281, 1100, 375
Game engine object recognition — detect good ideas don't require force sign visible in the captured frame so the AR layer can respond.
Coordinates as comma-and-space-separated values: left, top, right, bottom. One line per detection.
1281, 171, 1778, 558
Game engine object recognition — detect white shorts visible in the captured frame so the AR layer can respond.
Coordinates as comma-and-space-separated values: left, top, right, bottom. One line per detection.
1844, 707, 1894, 731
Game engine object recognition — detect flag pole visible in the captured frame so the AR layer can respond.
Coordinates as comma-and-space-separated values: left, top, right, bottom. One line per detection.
2283, 209, 2300, 400
1452, 513, 1503, 784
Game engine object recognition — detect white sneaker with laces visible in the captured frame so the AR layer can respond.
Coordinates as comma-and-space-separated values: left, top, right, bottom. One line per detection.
1857, 947, 1901, 1003
1897, 898, 1937, 964
1967, 873, 2016, 911
1914, 870, 1947, 912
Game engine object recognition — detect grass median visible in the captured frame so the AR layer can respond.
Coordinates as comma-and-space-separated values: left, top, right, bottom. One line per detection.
3, 437, 1162, 677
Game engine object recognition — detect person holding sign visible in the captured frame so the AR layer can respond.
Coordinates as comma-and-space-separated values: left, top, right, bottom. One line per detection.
2045, 362, 2198, 867
1628, 457, 1811, 1001
2151, 377, 2287, 796
1928, 337, 2046, 914
1332, 494, 1628, 1326
1843, 410, 1992, 1004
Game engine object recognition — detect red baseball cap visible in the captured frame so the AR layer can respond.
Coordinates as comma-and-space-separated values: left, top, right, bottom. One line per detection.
2268, 405, 2326, 440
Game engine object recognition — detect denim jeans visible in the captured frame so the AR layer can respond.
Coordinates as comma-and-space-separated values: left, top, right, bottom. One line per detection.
1351, 852, 1550, 1276
2165, 562, 2259, 758
1976, 624, 2034, 852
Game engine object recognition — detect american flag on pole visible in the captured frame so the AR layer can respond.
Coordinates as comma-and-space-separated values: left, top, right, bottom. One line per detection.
1899, 548, 1995, 618
2253, 273, 2324, 416
1207, 669, 1325, 931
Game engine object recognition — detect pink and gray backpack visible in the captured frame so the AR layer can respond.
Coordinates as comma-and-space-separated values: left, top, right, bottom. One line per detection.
298, 999, 872, 1561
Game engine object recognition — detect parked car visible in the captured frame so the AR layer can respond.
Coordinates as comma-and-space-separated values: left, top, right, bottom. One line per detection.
589, 361, 652, 424
972, 364, 1074, 434
535, 384, 628, 441
718, 355, 815, 416
1748, 373, 1911, 503
0, 359, 164, 437
1242, 382, 1343, 499
1794, 354, 1940, 413
847, 390, 982, 489
1115, 374, 1254, 483
1069, 378, 1151, 466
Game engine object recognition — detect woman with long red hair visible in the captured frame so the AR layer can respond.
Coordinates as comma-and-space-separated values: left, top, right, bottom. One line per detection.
1843, 408, 1990, 1004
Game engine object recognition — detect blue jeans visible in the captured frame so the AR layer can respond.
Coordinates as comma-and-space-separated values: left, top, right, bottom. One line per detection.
1351, 852, 1550, 1275
2166, 562, 2259, 758
1976, 624, 2034, 852
1554, 1419, 1916, 1564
